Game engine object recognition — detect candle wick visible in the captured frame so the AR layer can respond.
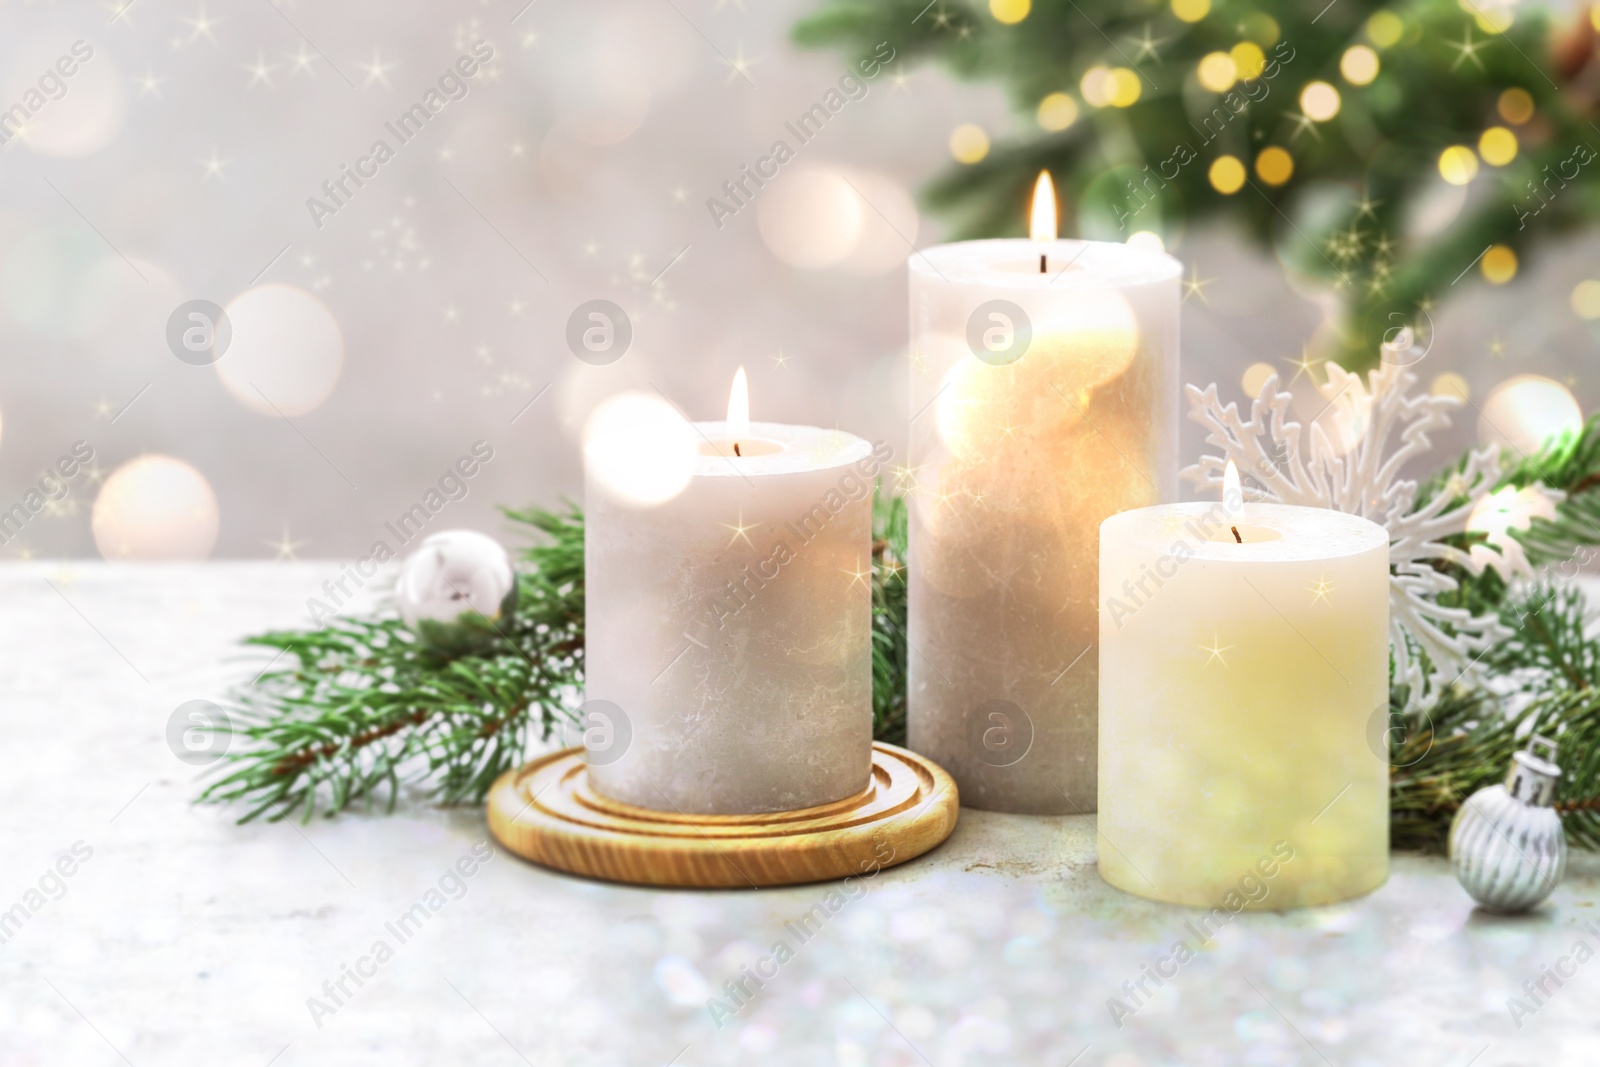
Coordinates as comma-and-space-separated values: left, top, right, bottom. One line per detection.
1039, 253, 1046, 274
1231, 525, 1242, 544
733, 442, 742, 457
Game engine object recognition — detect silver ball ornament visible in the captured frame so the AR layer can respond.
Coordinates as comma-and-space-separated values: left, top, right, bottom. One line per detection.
395, 530, 517, 655
1449, 735, 1567, 913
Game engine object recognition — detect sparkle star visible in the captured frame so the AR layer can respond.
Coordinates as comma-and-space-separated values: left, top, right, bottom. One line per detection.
1125, 23, 1169, 62
1198, 630, 1235, 668
90, 395, 114, 419
264, 527, 309, 561
1285, 110, 1321, 143
358, 48, 396, 89
135, 67, 168, 99
843, 558, 872, 590
243, 50, 278, 88
1309, 574, 1335, 605
721, 510, 755, 548
724, 45, 760, 85
1280, 344, 1321, 386
1447, 25, 1488, 71
284, 42, 318, 78
1182, 264, 1213, 305
182, 2, 223, 44
197, 148, 230, 182
771, 348, 790, 369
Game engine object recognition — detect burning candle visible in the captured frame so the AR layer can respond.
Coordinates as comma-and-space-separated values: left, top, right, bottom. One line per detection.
1097, 464, 1391, 907
907, 173, 1181, 813
583, 370, 890, 814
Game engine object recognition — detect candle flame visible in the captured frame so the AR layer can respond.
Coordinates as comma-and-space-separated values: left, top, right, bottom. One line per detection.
1222, 458, 1244, 519
727, 366, 750, 443
1030, 171, 1057, 243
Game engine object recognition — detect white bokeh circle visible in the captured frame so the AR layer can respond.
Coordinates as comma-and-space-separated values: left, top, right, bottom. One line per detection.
757, 166, 865, 271
92, 456, 220, 560
0, 40, 126, 157
1478, 375, 1582, 457
216, 284, 344, 417
582, 391, 696, 507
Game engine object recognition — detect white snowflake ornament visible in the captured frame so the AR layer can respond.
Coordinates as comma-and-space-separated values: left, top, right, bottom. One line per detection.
1182, 337, 1511, 702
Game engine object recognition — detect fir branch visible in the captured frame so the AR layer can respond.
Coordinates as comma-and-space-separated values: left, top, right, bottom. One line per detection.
200, 504, 584, 822
871, 490, 909, 746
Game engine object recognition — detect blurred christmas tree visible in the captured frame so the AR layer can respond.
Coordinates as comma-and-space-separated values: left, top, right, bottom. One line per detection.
795, 0, 1600, 367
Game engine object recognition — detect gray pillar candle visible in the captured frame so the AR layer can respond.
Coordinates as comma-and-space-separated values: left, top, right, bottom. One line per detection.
583, 371, 886, 815
906, 176, 1181, 813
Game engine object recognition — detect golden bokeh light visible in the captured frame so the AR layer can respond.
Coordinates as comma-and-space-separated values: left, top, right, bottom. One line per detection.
1255, 146, 1293, 185
949, 124, 990, 164
1198, 52, 1237, 92
1340, 45, 1379, 85
1209, 155, 1246, 194
1438, 145, 1478, 185
1497, 87, 1535, 125
1366, 11, 1403, 47
989, 0, 1031, 23
1300, 81, 1341, 121
1481, 246, 1517, 284
1037, 91, 1079, 131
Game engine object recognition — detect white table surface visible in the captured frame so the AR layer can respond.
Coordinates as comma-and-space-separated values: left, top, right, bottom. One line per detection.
3, 562, 1598, 1065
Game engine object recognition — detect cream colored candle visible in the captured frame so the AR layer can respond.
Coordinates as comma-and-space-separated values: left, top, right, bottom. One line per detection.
1098, 478, 1390, 908
583, 372, 885, 815
907, 175, 1181, 813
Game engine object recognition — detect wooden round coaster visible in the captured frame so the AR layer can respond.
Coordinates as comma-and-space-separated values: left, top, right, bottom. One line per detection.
486, 742, 959, 888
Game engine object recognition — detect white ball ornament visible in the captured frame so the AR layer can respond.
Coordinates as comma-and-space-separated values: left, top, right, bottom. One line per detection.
1449, 736, 1567, 912
395, 530, 517, 655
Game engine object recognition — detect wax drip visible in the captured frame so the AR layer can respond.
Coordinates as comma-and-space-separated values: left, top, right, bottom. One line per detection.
734, 443, 742, 457
1231, 525, 1242, 543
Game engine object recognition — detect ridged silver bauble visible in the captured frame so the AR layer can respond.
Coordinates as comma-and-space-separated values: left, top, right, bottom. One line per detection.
1449, 735, 1566, 913
395, 530, 517, 655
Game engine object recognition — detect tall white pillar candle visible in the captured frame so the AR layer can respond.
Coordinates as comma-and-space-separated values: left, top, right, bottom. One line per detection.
908, 176, 1181, 813
583, 374, 886, 815
1098, 483, 1390, 908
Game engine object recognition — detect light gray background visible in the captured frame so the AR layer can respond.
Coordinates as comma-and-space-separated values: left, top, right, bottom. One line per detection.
0, 0, 1593, 559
